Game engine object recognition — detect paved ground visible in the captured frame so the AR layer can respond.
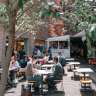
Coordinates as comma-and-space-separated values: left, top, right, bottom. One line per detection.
5, 57, 96, 96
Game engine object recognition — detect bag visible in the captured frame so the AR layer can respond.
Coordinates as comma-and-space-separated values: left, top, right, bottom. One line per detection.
21, 84, 31, 96
59, 57, 67, 67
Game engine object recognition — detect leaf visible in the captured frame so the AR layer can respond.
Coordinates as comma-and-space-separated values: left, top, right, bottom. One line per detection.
88, 47, 92, 55
37, 7, 41, 13
18, 0, 23, 10
53, 12, 57, 19
60, 2, 62, 6
23, 0, 27, 2
83, 3, 91, 8
82, 35, 86, 42
41, 12, 46, 19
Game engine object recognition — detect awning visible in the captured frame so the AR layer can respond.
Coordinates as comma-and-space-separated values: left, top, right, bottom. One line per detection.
73, 31, 84, 37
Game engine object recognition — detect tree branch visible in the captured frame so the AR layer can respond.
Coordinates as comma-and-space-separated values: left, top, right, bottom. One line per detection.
5, 0, 10, 17
16, 4, 35, 21
15, 28, 33, 39
16, 21, 25, 32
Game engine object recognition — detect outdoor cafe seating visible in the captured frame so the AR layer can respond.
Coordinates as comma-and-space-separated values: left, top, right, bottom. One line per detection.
18, 62, 64, 95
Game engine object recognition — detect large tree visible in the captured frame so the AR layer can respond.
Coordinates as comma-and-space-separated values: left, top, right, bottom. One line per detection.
0, 0, 47, 95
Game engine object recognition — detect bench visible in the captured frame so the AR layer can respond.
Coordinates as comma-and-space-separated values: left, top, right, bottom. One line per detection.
53, 79, 64, 91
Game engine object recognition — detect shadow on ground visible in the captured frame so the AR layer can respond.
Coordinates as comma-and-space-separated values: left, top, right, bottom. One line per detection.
31, 91, 65, 96
80, 89, 96, 96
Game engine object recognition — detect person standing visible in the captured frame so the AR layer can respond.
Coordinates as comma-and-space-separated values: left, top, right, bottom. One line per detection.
19, 49, 26, 60
48, 47, 52, 60
58, 52, 67, 74
33, 48, 38, 56
37, 49, 41, 58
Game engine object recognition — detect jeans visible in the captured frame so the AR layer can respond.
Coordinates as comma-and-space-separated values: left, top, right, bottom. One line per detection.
28, 73, 41, 87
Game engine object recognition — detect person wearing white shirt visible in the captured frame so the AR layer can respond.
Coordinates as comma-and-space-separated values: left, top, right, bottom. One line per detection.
9, 56, 20, 84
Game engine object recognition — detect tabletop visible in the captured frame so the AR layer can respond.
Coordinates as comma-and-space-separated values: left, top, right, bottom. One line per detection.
38, 59, 43, 61
41, 64, 54, 68
9, 67, 19, 71
68, 62, 80, 65
47, 61, 54, 63
66, 58, 74, 61
37, 70, 52, 75
77, 68, 93, 73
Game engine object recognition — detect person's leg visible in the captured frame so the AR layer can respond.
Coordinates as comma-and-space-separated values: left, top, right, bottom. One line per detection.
11, 71, 18, 83
45, 77, 55, 89
28, 74, 41, 88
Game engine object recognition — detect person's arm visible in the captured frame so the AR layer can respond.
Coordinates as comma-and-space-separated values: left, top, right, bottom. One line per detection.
52, 65, 58, 76
15, 61, 20, 68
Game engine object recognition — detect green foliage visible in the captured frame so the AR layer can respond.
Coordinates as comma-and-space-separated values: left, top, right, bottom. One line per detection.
0, 4, 8, 29
18, 0, 23, 9
0, 1, 48, 35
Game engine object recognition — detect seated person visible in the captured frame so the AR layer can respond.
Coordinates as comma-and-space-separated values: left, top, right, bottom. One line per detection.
19, 55, 27, 68
45, 56, 63, 93
25, 56, 41, 91
9, 56, 20, 83
41, 53, 50, 65
58, 52, 66, 74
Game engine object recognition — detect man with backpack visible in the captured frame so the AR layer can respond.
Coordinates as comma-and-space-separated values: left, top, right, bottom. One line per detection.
58, 52, 67, 74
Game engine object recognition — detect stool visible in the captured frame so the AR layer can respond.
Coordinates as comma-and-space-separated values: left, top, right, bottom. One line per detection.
79, 74, 89, 79
54, 79, 64, 91
80, 79, 92, 90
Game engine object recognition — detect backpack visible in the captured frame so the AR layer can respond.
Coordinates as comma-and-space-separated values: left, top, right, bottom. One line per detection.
21, 84, 31, 96
59, 56, 67, 67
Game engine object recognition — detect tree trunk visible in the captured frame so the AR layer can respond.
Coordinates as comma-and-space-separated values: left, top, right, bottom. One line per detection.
0, 11, 16, 96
